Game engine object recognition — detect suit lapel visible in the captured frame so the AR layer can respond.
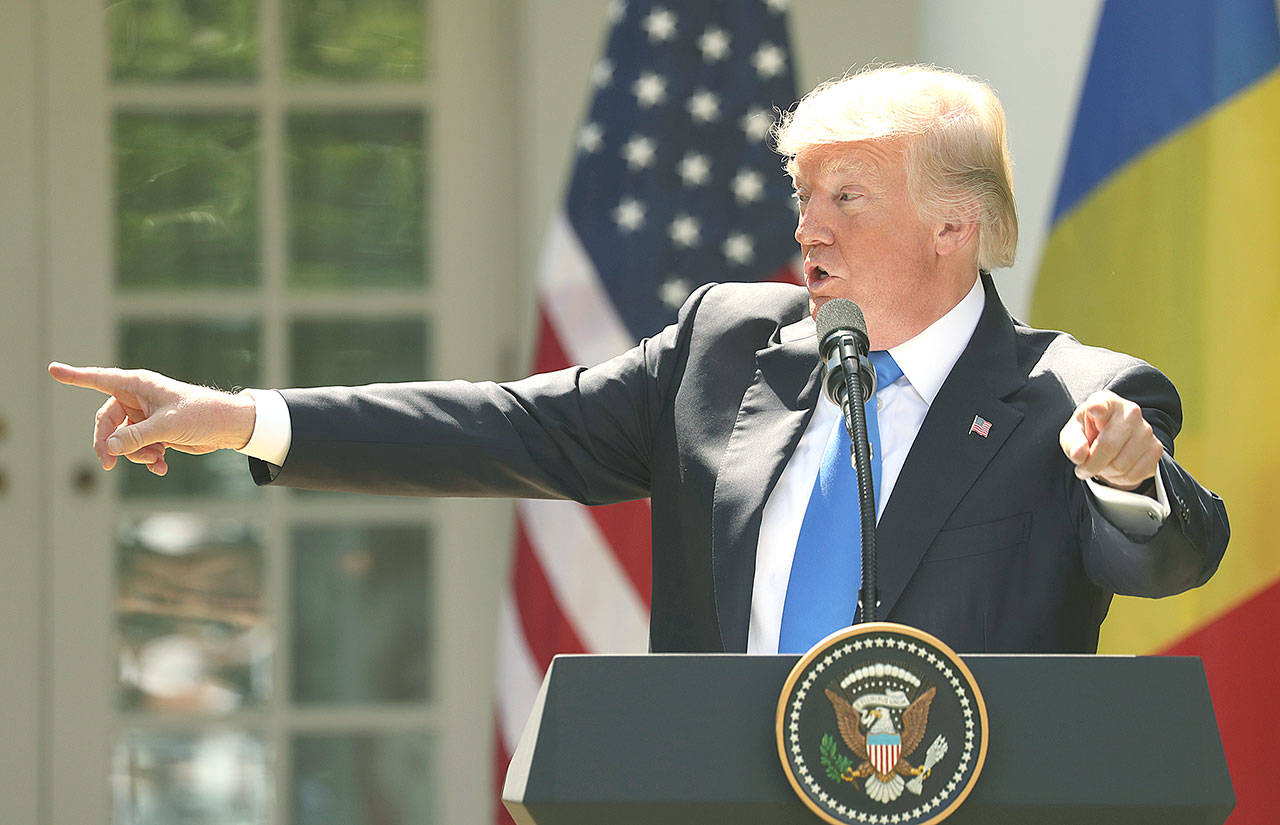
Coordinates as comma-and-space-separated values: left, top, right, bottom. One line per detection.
875, 277, 1028, 618
711, 318, 821, 653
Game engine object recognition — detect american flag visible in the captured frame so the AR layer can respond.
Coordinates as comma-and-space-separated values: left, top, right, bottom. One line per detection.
494, 1, 799, 819
968, 415, 992, 438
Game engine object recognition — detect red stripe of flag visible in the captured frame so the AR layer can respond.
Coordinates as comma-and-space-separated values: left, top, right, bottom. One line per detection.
586, 499, 653, 607
511, 522, 587, 671
533, 308, 571, 372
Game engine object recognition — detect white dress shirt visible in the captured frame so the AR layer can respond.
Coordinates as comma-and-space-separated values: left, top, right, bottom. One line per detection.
235, 277, 1169, 655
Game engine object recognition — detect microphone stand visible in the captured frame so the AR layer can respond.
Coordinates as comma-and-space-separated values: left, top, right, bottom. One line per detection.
831, 338, 878, 624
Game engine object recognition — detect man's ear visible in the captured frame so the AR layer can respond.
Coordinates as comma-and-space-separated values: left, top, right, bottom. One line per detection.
935, 219, 979, 258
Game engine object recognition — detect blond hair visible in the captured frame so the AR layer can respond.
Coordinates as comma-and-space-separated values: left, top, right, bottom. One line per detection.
774, 65, 1017, 270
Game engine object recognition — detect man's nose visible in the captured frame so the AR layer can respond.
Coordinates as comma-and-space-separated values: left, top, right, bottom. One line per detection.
794, 202, 832, 246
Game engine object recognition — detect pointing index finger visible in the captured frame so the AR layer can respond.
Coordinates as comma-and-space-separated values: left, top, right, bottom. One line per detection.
48, 362, 136, 396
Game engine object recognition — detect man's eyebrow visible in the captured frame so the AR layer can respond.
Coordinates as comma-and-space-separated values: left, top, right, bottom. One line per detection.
787, 154, 881, 188
820, 155, 880, 180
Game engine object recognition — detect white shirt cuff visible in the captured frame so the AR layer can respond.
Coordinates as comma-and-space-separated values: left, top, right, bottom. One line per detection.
1084, 465, 1171, 538
234, 388, 292, 467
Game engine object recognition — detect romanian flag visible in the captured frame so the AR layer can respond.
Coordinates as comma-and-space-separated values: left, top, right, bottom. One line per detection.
1033, 1, 1280, 821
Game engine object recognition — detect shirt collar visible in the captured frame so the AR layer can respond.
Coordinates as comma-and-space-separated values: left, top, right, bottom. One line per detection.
888, 275, 985, 405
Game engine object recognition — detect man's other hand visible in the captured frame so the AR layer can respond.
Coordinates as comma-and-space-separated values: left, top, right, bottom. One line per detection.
1059, 390, 1163, 492
48, 362, 256, 477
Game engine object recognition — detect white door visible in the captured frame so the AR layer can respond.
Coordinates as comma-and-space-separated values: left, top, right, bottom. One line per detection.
26, 0, 522, 821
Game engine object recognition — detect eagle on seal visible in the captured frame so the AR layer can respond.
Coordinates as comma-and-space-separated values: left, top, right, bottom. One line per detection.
825, 685, 937, 803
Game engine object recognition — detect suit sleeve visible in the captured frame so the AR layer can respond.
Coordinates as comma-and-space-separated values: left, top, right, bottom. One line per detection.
248, 287, 709, 504
1076, 363, 1229, 597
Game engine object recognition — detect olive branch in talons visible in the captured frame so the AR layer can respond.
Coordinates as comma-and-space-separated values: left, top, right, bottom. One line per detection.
820, 733, 860, 785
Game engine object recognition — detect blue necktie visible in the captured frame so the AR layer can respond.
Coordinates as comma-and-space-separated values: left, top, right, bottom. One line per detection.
778, 351, 904, 653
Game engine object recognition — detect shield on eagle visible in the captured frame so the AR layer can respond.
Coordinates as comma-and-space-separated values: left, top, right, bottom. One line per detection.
866, 732, 901, 775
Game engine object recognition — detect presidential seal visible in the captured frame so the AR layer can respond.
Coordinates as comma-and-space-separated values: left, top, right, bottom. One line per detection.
776, 623, 987, 825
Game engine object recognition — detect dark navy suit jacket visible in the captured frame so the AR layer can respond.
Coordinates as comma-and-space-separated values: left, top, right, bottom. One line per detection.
251, 274, 1229, 653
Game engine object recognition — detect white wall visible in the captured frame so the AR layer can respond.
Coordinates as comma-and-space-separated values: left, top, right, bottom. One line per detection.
919, 0, 1103, 318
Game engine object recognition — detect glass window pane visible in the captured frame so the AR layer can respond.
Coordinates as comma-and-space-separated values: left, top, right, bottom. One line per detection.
118, 320, 261, 498
291, 525, 429, 703
292, 732, 432, 825
287, 112, 426, 288
113, 729, 272, 825
289, 318, 427, 387
286, 0, 426, 82
108, 0, 258, 82
117, 515, 269, 711
116, 112, 260, 290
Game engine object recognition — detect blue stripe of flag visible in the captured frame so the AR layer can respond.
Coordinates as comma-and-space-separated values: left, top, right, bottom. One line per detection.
1052, 0, 1280, 223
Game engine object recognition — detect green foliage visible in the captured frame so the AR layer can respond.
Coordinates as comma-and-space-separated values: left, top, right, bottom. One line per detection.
109, 0, 258, 81
820, 733, 854, 782
287, 111, 426, 288
286, 0, 427, 81
115, 112, 260, 289
289, 318, 427, 386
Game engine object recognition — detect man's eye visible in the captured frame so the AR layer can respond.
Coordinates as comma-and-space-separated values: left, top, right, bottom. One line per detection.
792, 192, 810, 204
839, 192, 859, 202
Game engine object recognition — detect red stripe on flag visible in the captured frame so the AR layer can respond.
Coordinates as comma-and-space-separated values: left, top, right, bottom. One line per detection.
512, 522, 587, 671
1160, 576, 1280, 825
533, 308, 572, 372
586, 499, 653, 608
767, 263, 802, 285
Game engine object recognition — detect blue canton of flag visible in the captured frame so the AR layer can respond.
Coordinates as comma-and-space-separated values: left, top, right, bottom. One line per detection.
567, 0, 802, 341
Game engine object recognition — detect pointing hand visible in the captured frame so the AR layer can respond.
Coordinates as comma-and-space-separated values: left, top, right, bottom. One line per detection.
1059, 390, 1163, 492
48, 362, 256, 476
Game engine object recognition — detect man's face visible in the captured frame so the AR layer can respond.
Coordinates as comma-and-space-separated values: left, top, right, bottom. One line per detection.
792, 140, 959, 350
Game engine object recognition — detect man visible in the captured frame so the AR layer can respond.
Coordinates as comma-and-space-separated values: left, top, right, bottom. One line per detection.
50, 65, 1228, 655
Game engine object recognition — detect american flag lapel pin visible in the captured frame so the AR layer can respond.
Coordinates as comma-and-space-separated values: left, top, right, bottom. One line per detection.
969, 415, 992, 438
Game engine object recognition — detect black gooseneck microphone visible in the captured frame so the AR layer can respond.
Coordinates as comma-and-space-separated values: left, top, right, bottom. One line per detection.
814, 298, 879, 624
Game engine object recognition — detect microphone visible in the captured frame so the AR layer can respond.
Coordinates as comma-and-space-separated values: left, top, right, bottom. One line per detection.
816, 299, 875, 406
814, 298, 880, 624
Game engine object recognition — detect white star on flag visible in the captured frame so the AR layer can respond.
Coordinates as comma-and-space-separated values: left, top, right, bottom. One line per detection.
723, 232, 755, 264
753, 43, 786, 79
632, 71, 668, 107
591, 58, 614, 88
621, 135, 656, 170
643, 7, 677, 42
659, 277, 692, 309
698, 27, 731, 61
668, 214, 701, 247
677, 152, 711, 186
612, 197, 646, 232
731, 169, 765, 203
741, 106, 772, 142
578, 122, 604, 153
687, 89, 721, 123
